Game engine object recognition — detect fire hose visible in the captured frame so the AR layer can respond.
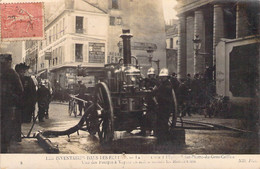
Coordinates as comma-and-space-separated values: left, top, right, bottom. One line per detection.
40, 103, 94, 137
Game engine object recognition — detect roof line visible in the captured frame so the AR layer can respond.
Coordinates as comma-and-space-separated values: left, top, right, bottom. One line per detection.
82, 0, 107, 14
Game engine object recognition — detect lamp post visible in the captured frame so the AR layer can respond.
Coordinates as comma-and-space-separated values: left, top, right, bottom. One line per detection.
193, 35, 210, 74
192, 35, 202, 55
193, 35, 214, 83
147, 46, 160, 75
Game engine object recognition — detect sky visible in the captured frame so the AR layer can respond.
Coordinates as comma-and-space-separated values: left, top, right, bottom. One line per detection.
0, 0, 178, 21
163, 0, 178, 21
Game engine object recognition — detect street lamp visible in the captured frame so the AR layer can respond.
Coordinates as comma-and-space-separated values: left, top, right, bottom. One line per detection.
147, 46, 160, 74
146, 46, 154, 65
192, 35, 202, 55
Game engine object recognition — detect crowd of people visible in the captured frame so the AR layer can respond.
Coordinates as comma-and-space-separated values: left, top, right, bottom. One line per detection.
143, 66, 216, 117
139, 66, 221, 141
0, 54, 51, 153
0, 53, 225, 150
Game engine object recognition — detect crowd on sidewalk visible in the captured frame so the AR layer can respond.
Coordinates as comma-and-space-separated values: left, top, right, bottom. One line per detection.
0, 54, 51, 153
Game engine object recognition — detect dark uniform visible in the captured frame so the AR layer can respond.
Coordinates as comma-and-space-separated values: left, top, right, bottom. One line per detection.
77, 82, 87, 116
20, 76, 37, 122
154, 78, 174, 142
143, 77, 159, 135
15, 63, 37, 123
0, 54, 23, 153
37, 84, 51, 122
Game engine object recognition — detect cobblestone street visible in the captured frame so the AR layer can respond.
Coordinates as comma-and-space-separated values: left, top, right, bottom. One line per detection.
8, 102, 259, 154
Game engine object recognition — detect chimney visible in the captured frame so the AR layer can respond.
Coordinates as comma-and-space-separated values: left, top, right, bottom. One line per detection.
120, 29, 133, 66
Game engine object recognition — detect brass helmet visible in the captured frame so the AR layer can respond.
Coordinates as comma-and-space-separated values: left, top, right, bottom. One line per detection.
159, 68, 169, 77
147, 67, 155, 75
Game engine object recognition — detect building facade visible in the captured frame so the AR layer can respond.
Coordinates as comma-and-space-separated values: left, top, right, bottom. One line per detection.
86, 0, 166, 76
176, 0, 259, 102
26, 0, 166, 88
165, 20, 178, 74
37, 0, 108, 89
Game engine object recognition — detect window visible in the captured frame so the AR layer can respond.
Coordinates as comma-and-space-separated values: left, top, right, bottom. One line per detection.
116, 17, 122, 25
76, 16, 84, 33
170, 38, 173, 48
110, 16, 115, 25
59, 46, 62, 64
63, 18, 65, 35
60, 20, 62, 37
39, 41, 42, 50
49, 30, 52, 44
75, 44, 83, 62
53, 26, 56, 41
112, 0, 119, 9
55, 48, 58, 65
56, 24, 58, 39
52, 49, 55, 66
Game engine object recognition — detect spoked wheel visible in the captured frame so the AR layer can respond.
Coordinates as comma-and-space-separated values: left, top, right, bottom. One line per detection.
94, 82, 114, 144
85, 105, 99, 136
168, 89, 178, 129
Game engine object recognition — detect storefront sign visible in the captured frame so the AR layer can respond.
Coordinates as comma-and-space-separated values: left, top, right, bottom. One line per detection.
45, 52, 52, 60
89, 43, 105, 63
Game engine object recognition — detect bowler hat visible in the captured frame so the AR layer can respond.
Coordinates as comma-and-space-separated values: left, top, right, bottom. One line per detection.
0, 54, 12, 63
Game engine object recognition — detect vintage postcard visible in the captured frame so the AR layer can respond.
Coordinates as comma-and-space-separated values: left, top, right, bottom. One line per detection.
0, 0, 259, 168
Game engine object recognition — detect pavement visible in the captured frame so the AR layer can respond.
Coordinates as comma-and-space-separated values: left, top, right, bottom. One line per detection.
180, 114, 245, 130
6, 102, 252, 154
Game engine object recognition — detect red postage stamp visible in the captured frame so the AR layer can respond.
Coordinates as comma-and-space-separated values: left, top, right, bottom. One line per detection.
0, 2, 44, 41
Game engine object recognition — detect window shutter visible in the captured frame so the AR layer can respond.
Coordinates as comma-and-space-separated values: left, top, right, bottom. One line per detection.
83, 44, 88, 62
63, 18, 66, 35
118, 0, 121, 9
84, 17, 88, 34
71, 16, 76, 33
62, 46, 65, 63
72, 43, 75, 62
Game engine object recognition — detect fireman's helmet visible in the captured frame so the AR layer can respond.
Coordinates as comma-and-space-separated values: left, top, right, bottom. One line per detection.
159, 68, 169, 77
147, 67, 155, 75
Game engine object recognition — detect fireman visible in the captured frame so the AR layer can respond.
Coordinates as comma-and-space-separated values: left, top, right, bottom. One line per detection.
154, 68, 175, 142
143, 67, 159, 136
145, 67, 158, 89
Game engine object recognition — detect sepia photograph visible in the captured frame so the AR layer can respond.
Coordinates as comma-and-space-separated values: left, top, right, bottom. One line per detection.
0, 0, 259, 168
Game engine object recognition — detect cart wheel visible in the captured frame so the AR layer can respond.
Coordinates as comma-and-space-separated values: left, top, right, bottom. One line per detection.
94, 82, 114, 144
168, 89, 178, 129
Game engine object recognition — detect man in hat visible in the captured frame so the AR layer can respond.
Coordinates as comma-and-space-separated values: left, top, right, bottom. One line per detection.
0, 54, 24, 152
77, 80, 87, 116
154, 68, 176, 143
15, 63, 37, 123
141, 67, 159, 136
37, 82, 51, 122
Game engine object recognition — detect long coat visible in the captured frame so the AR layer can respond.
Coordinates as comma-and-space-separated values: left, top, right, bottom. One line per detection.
1, 66, 23, 151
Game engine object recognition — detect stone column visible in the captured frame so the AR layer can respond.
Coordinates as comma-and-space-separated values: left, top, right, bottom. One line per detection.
177, 15, 187, 80
213, 4, 224, 67
186, 16, 194, 75
194, 10, 205, 74
236, 3, 249, 38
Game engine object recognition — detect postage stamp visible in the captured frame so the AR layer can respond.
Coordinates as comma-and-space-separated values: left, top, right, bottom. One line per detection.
0, 2, 44, 41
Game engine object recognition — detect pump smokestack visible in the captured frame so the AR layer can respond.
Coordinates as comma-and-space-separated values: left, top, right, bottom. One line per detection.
120, 29, 133, 66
